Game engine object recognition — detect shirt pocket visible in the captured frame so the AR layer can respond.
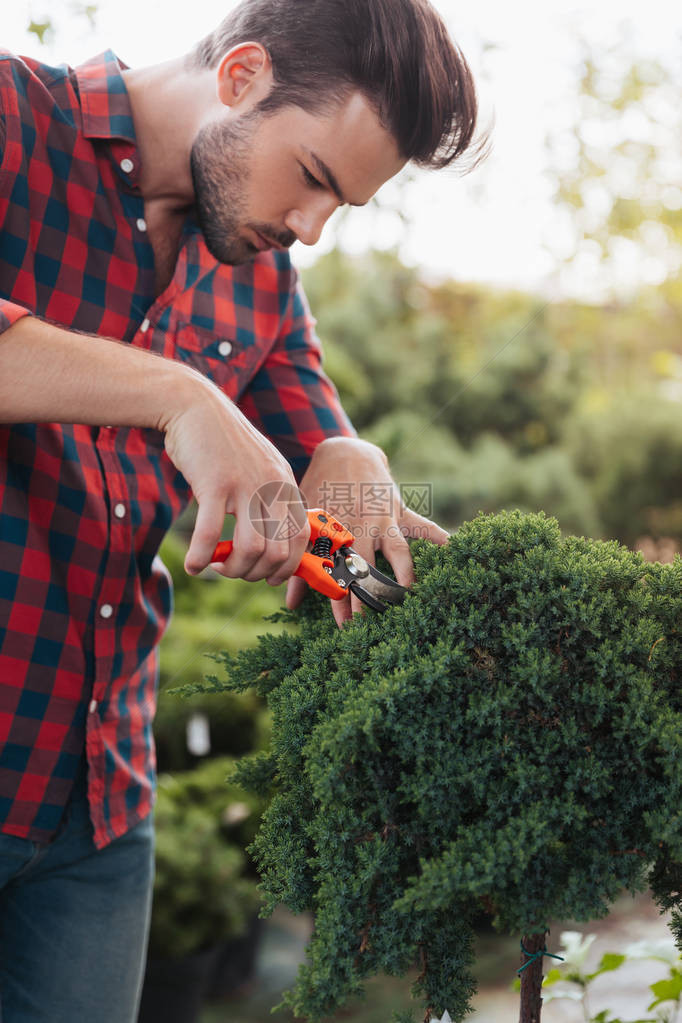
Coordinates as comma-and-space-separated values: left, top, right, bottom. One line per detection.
172, 322, 265, 401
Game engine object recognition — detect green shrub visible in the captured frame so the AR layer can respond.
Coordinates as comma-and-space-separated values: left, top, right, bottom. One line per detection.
155, 528, 279, 773
166, 754, 266, 854
198, 510, 682, 1021
158, 528, 287, 694
153, 688, 269, 772
149, 761, 263, 960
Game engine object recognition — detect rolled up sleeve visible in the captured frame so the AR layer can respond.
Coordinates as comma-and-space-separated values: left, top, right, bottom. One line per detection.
0, 298, 31, 336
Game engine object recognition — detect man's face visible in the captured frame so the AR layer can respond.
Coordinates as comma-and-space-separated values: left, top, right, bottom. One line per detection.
190, 91, 406, 265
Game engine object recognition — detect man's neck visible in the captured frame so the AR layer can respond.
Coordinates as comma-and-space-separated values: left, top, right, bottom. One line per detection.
122, 58, 214, 208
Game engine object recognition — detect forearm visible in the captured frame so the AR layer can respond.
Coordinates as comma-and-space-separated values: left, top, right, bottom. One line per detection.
0, 314, 312, 582
0, 315, 202, 429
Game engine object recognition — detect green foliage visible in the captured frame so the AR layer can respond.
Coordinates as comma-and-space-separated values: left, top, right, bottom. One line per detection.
423, 311, 581, 454
364, 412, 600, 537
567, 398, 682, 545
27, 20, 52, 44
201, 510, 682, 1021
304, 251, 585, 452
158, 529, 286, 695
304, 248, 682, 546
540, 931, 682, 1022
155, 528, 283, 780
149, 759, 262, 960
160, 755, 267, 859
649, 972, 682, 1013
153, 686, 269, 772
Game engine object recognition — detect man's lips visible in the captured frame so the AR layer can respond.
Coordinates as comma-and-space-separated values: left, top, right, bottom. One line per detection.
252, 230, 281, 251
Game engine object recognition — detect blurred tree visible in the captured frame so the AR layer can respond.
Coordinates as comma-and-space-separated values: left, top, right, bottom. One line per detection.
304, 250, 586, 452
567, 396, 682, 546
304, 250, 602, 537
547, 29, 682, 305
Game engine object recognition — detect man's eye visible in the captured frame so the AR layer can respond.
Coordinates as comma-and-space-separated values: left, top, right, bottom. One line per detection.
301, 164, 323, 189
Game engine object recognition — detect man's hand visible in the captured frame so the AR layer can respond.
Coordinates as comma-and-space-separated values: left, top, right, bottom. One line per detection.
161, 372, 309, 583
286, 436, 449, 627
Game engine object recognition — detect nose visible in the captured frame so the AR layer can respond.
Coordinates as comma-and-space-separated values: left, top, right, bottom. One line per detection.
284, 200, 336, 247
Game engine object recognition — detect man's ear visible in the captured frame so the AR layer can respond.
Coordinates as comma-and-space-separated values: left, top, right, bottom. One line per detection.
215, 42, 272, 108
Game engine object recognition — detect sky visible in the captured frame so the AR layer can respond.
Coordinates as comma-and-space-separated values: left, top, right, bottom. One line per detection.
3, 0, 681, 302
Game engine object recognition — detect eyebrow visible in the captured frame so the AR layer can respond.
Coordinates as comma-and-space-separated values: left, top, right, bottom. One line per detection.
307, 149, 367, 208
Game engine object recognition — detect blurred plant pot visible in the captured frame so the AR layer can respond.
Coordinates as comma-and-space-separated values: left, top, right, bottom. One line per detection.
137, 944, 221, 1023
206, 913, 265, 1000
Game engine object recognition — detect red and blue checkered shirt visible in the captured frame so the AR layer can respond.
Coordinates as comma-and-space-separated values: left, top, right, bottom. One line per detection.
0, 49, 355, 848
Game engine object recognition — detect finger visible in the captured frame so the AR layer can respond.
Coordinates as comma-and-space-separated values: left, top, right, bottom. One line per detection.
240, 495, 292, 582
349, 589, 367, 617
400, 507, 450, 545
252, 486, 308, 584
212, 498, 267, 580
264, 499, 310, 585
288, 571, 352, 623
185, 492, 227, 575
211, 484, 308, 583
379, 531, 415, 589
332, 594, 353, 628
285, 575, 307, 609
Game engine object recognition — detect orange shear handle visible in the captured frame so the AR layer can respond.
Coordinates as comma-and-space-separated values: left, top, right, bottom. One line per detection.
210, 508, 355, 602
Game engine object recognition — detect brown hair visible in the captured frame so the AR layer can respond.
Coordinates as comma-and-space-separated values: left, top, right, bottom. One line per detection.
188, 0, 487, 170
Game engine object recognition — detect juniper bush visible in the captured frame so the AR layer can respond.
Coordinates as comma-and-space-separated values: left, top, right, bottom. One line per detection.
191, 510, 682, 1021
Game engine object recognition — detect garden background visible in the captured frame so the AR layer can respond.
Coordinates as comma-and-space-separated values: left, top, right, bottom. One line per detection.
5, 1, 682, 1019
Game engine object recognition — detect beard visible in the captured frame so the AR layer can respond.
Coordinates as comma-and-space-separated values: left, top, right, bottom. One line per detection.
190, 111, 295, 265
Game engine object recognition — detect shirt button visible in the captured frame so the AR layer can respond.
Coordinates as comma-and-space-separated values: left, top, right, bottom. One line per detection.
99, 604, 114, 619
114, 503, 126, 519
218, 341, 232, 357
89, 699, 98, 714
136, 218, 147, 232
120, 157, 134, 173
140, 317, 150, 332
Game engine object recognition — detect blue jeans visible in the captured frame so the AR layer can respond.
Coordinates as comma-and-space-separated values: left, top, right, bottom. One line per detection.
0, 759, 154, 1023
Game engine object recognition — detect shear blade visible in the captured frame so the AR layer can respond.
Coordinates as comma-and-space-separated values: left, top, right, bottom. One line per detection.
335, 555, 407, 613
348, 581, 388, 613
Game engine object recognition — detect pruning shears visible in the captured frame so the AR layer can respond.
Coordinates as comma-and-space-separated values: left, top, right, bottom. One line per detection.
211, 508, 408, 612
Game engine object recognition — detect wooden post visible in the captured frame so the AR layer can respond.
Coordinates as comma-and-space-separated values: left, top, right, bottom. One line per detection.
519, 931, 547, 1023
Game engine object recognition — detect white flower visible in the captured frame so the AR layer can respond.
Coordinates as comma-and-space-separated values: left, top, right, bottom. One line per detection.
623, 938, 680, 965
558, 931, 597, 969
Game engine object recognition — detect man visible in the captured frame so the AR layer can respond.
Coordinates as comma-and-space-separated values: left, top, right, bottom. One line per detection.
0, 0, 481, 1019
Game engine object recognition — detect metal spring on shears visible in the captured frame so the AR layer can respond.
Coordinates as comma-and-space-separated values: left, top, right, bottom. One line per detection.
311, 536, 333, 559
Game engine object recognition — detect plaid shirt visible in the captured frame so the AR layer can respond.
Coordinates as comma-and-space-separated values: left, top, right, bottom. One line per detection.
0, 49, 354, 848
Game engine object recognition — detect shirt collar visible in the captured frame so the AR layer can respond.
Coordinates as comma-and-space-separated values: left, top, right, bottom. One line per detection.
75, 50, 136, 143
